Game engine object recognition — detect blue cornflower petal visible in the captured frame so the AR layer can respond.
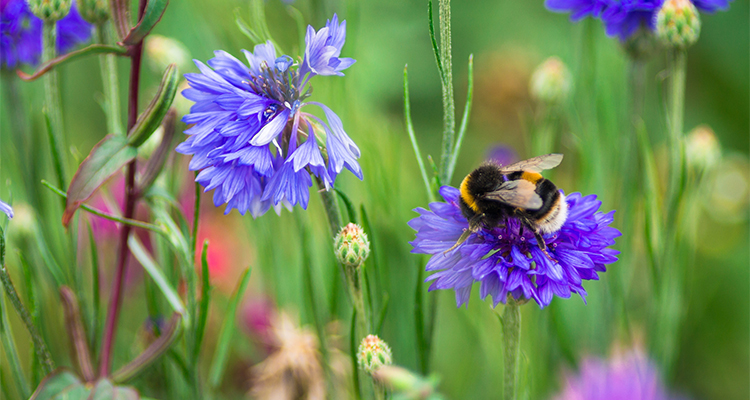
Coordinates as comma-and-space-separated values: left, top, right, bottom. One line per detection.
0, 199, 13, 219
545, 0, 608, 21
410, 188, 620, 308
692, 0, 733, 12
300, 13, 356, 78
178, 16, 358, 216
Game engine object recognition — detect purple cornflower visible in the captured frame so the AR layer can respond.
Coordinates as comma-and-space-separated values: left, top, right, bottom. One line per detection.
409, 187, 620, 308
0, 198, 12, 219
177, 14, 359, 217
0, 0, 92, 68
551, 348, 686, 400
546, 0, 733, 41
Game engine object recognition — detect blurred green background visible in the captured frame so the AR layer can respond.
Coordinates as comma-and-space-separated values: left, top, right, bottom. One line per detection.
0, 0, 748, 399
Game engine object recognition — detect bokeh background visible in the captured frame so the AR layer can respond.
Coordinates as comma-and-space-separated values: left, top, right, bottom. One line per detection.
0, 0, 748, 399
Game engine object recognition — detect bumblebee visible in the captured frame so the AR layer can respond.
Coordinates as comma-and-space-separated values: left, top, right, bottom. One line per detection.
449, 153, 568, 254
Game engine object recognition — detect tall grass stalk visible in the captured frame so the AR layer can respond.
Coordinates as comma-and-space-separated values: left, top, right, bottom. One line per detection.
42, 21, 67, 193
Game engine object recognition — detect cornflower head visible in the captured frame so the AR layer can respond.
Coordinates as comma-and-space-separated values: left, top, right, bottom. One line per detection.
551, 348, 686, 400
177, 14, 360, 217
0, 0, 92, 68
545, 0, 733, 41
409, 187, 620, 308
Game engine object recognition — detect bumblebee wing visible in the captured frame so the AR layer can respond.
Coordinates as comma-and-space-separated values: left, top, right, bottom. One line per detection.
484, 180, 543, 210
499, 153, 563, 173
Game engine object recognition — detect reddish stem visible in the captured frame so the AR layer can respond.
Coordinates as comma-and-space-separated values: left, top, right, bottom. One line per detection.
98, 0, 147, 378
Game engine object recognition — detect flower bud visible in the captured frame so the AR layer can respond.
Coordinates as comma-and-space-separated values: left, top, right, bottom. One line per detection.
334, 223, 370, 269
529, 56, 572, 104
656, 0, 701, 48
145, 35, 191, 75
685, 125, 721, 174
77, 0, 109, 24
357, 334, 392, 374
27, 0, 72, 22
8, 203, 35, 238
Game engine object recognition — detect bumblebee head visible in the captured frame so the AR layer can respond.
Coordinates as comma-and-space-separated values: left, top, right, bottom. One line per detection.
460, 164, 505, 212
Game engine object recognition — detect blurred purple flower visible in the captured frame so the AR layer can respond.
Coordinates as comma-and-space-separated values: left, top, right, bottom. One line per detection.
486, 144, 519, 166
546, 0, 733, 41
0, 198, 12, 219
409, 187, 620, 308
177, 14, 359, 217
0, 0, 92, 68
552, 348, 686, 400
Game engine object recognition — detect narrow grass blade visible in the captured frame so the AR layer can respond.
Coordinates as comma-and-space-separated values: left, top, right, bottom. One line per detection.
128, 235, 187, 322
333, 187, 357, 224
191, 240, 211, 362
350, 308, 362, 400
0, 284, 30, 399
404, 65, 435, 202
87, 223, 101, 354
376, 293, 389, 335
111, 313, 182, 383
208, 268, 251, 389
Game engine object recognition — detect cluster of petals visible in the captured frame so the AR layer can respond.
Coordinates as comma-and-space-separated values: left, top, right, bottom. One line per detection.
177, 14, 360, 216
409, 187, 620, 308
0, 0, 92, 68
552, 348, 685, 400
545, 0, 732, 40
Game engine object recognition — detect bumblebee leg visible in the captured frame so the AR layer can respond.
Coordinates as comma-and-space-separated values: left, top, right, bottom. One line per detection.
531, 229, 558, 263
443, 214, 484, 255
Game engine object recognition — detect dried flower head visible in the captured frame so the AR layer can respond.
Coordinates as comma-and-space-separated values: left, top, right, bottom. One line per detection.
250, 312, 325, 400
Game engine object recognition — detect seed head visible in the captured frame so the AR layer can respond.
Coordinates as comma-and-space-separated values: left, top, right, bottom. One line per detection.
656, 0, 701, 48
27, 0, 71, 22
334, 223, 370, 269
357, 334, 392, 374
77, 0, 109, 23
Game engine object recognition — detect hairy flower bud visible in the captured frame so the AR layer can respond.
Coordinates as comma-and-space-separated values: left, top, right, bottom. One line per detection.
334, 223, 370, 269
656, 0, 701, 48
357, 334, 392, 374
27, 0, 72, 22
77, 0, 109, 24
685, 125, 721, 173
529, 56, 572, 104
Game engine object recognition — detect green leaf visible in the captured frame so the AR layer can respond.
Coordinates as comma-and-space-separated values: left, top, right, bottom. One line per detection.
17, 44, 127, 81
128, 235, 187, 321
427, 0, 443, 79
333, 187, 357, 224
208, 268, 251, 389
63, 135, 137, 227
29, 370, 79, 400
235, 11, 262, 44
127, 64, 178, 148
30, 372, 141, 400
120, 0, 169, 46
59, 287, 95, 382
136, 108, 178, 194
0, 283, 30, 399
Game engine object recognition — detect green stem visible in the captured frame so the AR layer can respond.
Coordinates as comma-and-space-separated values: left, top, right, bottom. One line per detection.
437, 0, 455, 185
666, 48, 687, 226
0, 266, 55, 374
97, 23, 123, 136
0, 288, 29, 399
501, 301, 521, 400
317, 179, 343, 236
42, 21, 67, 193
